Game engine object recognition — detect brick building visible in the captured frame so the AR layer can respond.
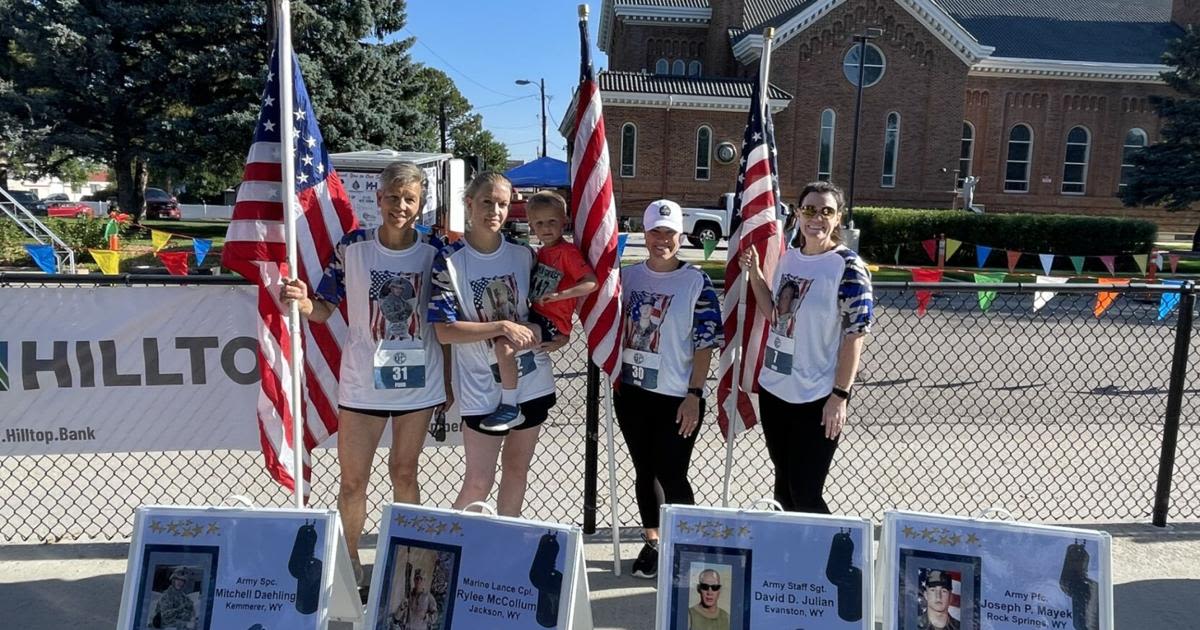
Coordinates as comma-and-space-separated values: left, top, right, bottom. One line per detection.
577, 0, 1200, 238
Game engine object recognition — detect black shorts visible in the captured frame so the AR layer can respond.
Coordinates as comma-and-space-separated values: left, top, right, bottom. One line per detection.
338, 403, 442, 420
462, 394, 557, 436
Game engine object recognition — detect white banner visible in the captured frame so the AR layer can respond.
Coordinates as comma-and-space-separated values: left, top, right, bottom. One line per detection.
0, 286, 463, 456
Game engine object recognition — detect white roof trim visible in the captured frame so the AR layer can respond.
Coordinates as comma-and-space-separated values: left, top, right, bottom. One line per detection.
602, 91, 791, 113
969, 57, 1167, 84
732, 0, 993, 67
600, 0, 712, 53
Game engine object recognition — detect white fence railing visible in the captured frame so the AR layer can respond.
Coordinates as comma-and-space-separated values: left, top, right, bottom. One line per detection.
78, 201, 233, 220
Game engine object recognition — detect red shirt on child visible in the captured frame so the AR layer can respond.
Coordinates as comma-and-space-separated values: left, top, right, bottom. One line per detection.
531, 241, 594, 337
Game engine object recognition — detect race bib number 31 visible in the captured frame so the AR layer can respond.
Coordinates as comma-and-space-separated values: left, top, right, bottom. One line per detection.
374, 348, 427, 389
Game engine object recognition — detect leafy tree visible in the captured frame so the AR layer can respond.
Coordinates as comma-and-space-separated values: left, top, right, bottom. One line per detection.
1122, 27, 1200, 249
0, 1, 426, 220
413, 67, 509, 170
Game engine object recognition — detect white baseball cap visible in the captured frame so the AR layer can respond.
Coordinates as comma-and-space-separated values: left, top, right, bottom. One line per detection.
643, 199, 683, 233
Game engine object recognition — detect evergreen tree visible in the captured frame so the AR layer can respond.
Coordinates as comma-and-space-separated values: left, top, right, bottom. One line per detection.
413, 67, 509, 171
1122, 27, 1200, 248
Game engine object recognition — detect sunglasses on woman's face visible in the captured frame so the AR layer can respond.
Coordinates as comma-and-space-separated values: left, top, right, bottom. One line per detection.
798, 205, 838, 219
698, 583, 722, 592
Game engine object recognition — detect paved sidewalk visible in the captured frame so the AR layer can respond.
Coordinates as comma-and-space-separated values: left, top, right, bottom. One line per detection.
2, 523, 1198, 629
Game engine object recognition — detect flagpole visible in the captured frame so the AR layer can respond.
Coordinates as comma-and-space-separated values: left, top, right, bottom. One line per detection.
722, 26, 775, 508
277, 0, 306, 508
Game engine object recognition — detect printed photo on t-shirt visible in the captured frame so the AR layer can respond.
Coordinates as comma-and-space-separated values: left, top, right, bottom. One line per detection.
370, 270, 423, 342
624, 290, 674, 354
771, 275, 812, 337
470, 274, 520, 323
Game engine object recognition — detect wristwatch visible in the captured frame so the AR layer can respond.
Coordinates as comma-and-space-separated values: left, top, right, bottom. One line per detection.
686, 387, 704, 398
831, 386, 852, 402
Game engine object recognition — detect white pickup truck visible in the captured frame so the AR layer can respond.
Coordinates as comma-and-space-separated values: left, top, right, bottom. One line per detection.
680, 193, 736, 248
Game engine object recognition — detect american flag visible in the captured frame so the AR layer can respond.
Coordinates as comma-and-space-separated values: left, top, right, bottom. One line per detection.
716, 74, 785, 439
570, 13, 622, 383
221, 48, 357, 495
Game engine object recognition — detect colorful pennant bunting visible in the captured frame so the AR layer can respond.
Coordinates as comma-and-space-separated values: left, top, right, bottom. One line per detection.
1033, 275, 1070, 312
151, 230, 172, 252
1159, 280, 1185, 320
1070, 256, 1085, 275
1099, 255, 1116, 276
894, 245, 901, 266
1132, 254, 1148, 275
1169, 254, 1180, 274
23, 244, 57, 274
1155, 252, 1165, 272
702, 238, 718, 261
157, 251, 190, 276
1093, 278, 1128, 317
88, 249, 121, 275
973, 272, 1006, 312
193, 238, 212, 266
1006, 250, 1021, 273
1038, 254, 1054, 276
912, 268, 943, 316
617, 233, 628, 259
975, 245, 992, 269
922, 239, 938, 263
945, 239, 962, 261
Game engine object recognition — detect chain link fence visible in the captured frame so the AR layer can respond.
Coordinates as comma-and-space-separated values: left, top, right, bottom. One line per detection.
0, 278, 1195, 542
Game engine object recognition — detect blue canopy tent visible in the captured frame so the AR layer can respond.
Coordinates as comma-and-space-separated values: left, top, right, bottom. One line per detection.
504, 156, 569, 188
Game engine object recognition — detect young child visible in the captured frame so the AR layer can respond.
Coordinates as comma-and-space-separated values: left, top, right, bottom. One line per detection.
483, 191, 598, 430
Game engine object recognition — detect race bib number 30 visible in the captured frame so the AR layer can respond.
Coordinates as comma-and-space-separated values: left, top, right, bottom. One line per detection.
621, 348, 661, 390
374, 347, 427, 389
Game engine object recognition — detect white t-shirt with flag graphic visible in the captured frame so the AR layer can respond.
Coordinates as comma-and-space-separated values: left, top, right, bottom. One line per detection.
315, 228, 445, 411
428, 237, 556, 416
619, 262, 722, 397
758, 245, 874, 404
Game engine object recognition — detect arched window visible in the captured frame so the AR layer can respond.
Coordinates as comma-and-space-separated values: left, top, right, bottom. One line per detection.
688, 60, 702, 77
1004, 124, 1033, 192
958, 122, 974, 188
818, 109, 835, 181
695, 126, 712, 180
1061, 126, 1090, 194
620, 123, 636, 178
672, 59, 686, 76
1119, 128, 1148, 192
881, 112, 900, 187
842, 43, 886, 87
655, 58, 669, 74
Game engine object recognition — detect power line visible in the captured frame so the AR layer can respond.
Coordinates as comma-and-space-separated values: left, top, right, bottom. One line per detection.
475, 94, 536, 109
404, 28, 519, 99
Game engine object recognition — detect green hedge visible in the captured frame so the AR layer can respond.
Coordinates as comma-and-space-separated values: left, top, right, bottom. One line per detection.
854, 207, 1157, 272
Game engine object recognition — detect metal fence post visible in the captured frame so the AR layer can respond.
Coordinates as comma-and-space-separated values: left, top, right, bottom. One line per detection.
583, 361, 599, 534
1153, 283, 1196, 526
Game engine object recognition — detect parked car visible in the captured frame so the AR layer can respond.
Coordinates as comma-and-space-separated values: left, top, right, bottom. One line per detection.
43, 193, 71, 203
144, 187, 181, 220
47, 201, 94, 219
4, 190, 48, 215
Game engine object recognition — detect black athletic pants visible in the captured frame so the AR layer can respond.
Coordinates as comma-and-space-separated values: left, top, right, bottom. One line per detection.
614, 384, 701, 529
758, 387, 839, 514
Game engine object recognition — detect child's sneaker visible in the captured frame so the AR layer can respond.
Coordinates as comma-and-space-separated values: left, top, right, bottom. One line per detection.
479, 403, 524, 432
631, 535, 659, 579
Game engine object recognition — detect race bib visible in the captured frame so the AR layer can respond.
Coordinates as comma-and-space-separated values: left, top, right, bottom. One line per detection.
762, 331, 794, 374
373, 345, 427, 389
621, 347, 662, 390
530, 263, 563, 302
490, 351, 537, 383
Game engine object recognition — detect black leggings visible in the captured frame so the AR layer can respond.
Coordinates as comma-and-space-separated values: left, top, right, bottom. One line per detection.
614, 385, 701, 529
759, 388, 839, 514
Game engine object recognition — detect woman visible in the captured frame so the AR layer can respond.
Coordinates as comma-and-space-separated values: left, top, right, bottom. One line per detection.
740, 181, 874, 513
279, 161, 452, 592
428, 171, 564, 517
615, 199, 722, 579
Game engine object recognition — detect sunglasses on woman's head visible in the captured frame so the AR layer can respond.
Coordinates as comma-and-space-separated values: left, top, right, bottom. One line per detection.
698, 583, 722, 592
798, 205, 838, 218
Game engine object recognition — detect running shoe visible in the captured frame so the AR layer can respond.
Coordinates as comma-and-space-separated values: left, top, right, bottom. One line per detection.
479, 403, 524, 432
631, 535, 659, 579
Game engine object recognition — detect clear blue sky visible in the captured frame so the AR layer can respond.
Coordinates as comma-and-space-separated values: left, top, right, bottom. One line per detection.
401, 1, 608, 165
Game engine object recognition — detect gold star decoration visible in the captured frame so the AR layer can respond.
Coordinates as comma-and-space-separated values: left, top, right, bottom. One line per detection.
921, 528, 935, 541
450, 523, 462, 534
902, 526, 917, 538
207, 523, 221, 535
738, 526, 751, 537
966, 533, 980, 545
677, 520, 691, 534
902, 525, 982, 548
149, 520, 165, 534
393, 514, 463, 537
151, 519, 222, 540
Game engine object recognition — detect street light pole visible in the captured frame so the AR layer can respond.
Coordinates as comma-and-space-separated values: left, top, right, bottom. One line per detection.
846, 27, 883, 229
516, 78, 548, 158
